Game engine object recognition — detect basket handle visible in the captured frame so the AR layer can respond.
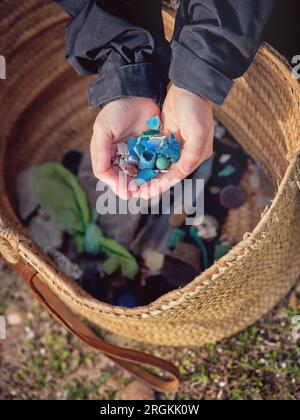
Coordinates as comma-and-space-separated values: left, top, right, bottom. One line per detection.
12, 261, 180, 393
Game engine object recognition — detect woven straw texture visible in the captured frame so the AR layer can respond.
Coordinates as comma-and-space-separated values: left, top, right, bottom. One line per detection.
0, 1, 300, 347
221, 162, 275, 245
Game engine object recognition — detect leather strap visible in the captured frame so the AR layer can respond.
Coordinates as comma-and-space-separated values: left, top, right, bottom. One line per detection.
12, 261, 180, 392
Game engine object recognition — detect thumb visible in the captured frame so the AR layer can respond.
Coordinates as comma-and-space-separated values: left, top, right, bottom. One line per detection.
90, 119, 112, 178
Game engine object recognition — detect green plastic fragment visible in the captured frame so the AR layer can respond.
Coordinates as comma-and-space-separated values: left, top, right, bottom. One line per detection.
142, 130, 162, 137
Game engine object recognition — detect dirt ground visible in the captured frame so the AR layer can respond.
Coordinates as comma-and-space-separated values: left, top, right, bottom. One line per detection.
0, 263, 300, 400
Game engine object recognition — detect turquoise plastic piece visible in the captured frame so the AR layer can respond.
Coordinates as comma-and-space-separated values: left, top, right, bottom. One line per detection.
168, 228, 185, 251
146, 115, 161, 131
218, 164, 237, 178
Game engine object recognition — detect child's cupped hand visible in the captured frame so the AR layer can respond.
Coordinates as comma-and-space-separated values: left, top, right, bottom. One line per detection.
90, 97, 160, 200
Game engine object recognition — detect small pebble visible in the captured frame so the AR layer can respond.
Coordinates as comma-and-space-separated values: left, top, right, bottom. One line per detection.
7, 312, 22, 326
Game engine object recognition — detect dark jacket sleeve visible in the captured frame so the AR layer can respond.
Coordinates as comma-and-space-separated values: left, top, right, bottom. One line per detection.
55, 0, 171, 107
170, 0, 276, 105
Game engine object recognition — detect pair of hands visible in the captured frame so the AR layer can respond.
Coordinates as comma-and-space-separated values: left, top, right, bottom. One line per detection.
91, 85, 214, 200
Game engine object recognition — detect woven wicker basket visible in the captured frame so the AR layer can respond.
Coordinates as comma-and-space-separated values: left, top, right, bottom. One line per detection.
1, 1, 300, 386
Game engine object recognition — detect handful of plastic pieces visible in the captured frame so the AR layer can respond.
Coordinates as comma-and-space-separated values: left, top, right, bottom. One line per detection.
112, 115, 181, 185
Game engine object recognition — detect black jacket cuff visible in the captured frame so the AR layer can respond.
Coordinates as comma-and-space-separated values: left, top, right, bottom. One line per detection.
169, 40, 234, 105
89, 63, 166, 108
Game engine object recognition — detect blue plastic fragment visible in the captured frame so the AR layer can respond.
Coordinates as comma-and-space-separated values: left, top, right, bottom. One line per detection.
160, 138, 181, 164
139, 136, 152, 147
134, 142, 145, 159
143, 138, 164, 152
146, 115, 161, 131
128, 138, 138, 158
116, 292, 138, 308
139, 149, 156, 170
136, 169, 159, 185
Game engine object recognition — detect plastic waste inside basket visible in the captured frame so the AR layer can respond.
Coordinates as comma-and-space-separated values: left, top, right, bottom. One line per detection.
16, 119, 274, 308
